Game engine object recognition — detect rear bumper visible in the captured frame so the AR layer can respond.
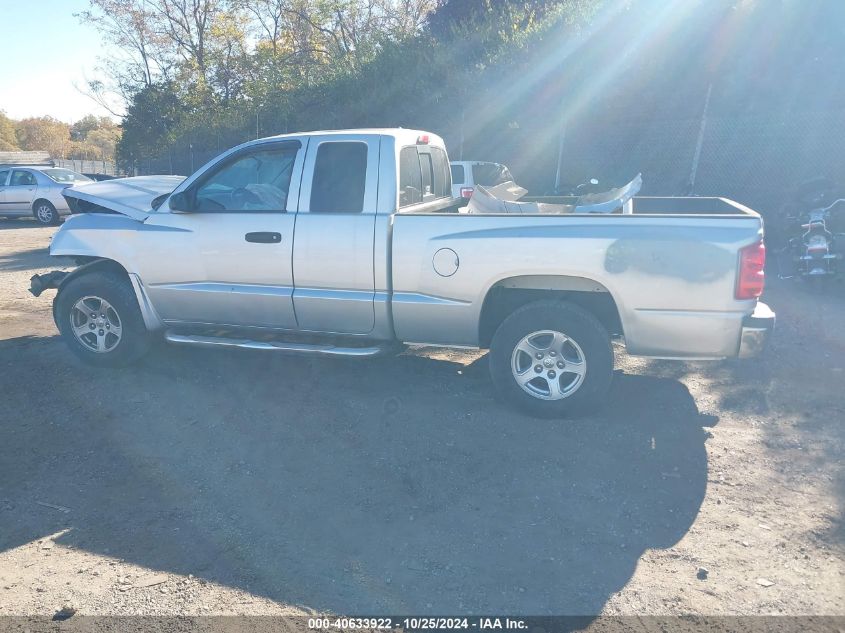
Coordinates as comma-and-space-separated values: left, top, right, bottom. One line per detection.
738, 301, 775, 358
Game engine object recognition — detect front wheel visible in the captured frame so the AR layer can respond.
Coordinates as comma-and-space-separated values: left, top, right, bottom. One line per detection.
55, 271, 151, 367
489, 300, 614, 418
33, 200, 59, 225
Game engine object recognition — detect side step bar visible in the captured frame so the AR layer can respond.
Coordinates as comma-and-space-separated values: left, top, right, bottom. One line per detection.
164, 331, 393, 357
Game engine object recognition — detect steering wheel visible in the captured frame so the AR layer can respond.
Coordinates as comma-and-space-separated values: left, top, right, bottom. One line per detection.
232, 187, 262, 208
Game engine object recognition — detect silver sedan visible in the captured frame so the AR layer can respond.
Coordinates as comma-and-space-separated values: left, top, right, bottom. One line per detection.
0, 166, 93, 225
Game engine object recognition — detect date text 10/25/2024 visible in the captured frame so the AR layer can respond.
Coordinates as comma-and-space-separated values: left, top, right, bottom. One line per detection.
308, 617, 528, 630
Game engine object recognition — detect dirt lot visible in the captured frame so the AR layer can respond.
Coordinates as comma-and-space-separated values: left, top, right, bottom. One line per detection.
0, 219, 842, 617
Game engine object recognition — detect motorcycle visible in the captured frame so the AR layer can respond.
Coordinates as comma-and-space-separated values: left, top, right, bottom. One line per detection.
777, 183, 845, 284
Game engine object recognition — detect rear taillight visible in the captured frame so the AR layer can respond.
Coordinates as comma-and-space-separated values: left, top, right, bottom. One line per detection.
460, 187, 474, 199
736, 241, 766, 300
807, 235, 830, 253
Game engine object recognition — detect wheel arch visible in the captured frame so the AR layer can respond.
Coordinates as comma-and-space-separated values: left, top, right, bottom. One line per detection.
31, 198, 56, 218
52, 258, 163, 332
31, 198, 54, 210
478, 275, 624, 348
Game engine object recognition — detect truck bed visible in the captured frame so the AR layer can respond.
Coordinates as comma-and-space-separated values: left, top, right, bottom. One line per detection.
518, 196, 758, 216
391, 199, 763, 357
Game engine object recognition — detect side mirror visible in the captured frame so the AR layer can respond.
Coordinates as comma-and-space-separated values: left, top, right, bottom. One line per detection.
168, 190, 193, 212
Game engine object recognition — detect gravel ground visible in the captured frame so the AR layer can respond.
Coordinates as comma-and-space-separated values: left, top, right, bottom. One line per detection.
0, 219, 842, 617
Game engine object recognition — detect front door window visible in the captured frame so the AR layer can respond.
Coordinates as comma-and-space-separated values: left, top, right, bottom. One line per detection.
193, 146, 298, 212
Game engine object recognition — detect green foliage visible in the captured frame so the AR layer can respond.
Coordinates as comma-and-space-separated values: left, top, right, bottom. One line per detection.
89, 0, 845, 184
118, 83, 186, 163
0, 111, 19, 151
14, 117, 73, 158
2, 113, 121, 161
115, 0, 601, 169
71, 115, 118, 141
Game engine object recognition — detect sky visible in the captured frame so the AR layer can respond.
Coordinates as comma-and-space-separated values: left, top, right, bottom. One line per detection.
0, 0, 117, 123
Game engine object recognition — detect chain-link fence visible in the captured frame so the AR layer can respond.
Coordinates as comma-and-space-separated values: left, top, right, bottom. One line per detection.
555, 108, 845, 220
133, 147, 225, 180
134, 106, 845, 226
54, 158, 120, 176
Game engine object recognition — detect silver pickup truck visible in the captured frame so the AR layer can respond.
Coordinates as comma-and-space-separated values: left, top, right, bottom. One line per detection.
31, 128, 774, 417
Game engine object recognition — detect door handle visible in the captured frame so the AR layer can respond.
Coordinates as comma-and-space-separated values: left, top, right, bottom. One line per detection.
245, 232, 282, 243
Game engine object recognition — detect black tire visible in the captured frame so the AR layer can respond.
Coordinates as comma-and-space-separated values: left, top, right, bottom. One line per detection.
807, 275, 829, 294
55, 271, 151, 367
32, 200, 59, 225
489, 300, 614, 418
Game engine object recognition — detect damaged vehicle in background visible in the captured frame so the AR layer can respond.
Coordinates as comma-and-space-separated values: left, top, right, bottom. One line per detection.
450, 160, 515, 200
30, 129, 773, 418
0, 166, 93, 225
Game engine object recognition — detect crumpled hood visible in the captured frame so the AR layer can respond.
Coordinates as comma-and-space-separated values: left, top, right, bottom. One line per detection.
62, 175, 186, 221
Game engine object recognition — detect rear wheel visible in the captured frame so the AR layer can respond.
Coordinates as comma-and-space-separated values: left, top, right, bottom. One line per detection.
489, 300, 614, 418
55, 271, 151, 367
807, 275, 830, 294
33, 200, 59, 225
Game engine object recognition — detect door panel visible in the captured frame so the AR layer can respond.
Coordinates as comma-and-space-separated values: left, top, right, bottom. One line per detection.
138, 140, 305, 329
141, 213, 298, 328
0, 169, 8, 210
291, 214, 377, 332
6, 170, 37, 211
292, 135, 380, 334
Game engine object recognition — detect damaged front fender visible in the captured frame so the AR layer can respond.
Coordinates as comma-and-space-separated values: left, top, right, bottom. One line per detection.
29, 271, 69, 297
29, 259, 165, 333
29, 259, 116, 298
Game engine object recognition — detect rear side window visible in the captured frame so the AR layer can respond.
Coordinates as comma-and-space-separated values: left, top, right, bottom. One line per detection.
450, 164, 465, 185
311, 142, 367, 213
10, 170, 36, 186
431, 148, 450, 197
399, 146, 423, 207
0, 169, 9, 185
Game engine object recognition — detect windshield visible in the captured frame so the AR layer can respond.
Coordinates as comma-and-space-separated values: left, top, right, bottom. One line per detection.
41, 169, 93, 183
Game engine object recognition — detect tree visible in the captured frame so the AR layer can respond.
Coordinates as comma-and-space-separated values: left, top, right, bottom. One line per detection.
118, 83, 186, 166
77, 0, 173, 114
206, 9, 252, 101
70, 114, 118, 141
85, 127, 123, 161
0, 111, 19, 151
15, 117, 72, 158
429, 0, 564, 38
80, 0, 439, 112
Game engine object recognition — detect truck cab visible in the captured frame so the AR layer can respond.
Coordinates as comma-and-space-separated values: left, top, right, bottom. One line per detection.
59, 130, 456, 337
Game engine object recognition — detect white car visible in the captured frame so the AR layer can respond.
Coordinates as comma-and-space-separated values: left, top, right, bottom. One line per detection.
450, 160, 515, 199
0, 166, 93, 225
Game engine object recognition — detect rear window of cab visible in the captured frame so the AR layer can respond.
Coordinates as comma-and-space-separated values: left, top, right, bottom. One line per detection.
399, 145, 451, 208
